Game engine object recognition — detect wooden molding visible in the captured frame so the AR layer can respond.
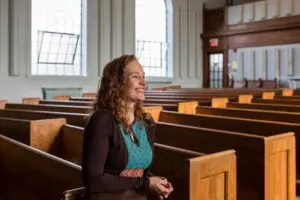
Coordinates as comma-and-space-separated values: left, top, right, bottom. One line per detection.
203, 15, 300, 38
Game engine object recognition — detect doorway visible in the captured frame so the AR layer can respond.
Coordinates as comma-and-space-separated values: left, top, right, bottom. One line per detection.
209, 53, 223, 88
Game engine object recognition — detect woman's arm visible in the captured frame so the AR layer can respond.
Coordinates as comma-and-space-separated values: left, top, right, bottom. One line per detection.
82, 111, 149, 193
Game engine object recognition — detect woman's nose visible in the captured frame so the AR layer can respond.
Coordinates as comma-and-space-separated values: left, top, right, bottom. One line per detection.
139, 77, 146, 86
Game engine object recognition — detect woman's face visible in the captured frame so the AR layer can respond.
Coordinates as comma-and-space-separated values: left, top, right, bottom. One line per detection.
124, 60, 146, 103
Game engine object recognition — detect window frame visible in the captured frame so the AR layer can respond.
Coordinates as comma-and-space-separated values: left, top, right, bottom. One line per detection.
29, 0, 86, 77
135, 0, 173, 79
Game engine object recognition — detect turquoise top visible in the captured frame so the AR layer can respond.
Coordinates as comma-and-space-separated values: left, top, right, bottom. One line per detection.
120, 119, 153, 169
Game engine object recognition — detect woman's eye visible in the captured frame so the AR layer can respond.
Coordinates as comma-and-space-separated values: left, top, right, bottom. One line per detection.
132, 76, 138, 79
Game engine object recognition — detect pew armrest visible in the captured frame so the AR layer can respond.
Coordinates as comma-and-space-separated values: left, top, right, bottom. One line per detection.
62, 187, 85, 200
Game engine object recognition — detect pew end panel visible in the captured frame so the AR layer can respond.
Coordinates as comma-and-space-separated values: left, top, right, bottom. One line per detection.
22, 97, 41, 105
30, 118, 67, 152
282, 88, 294, 96
264, 132, 296, 200
82, 92, 96, 98
0, 100, 7, 109
142, 106, 163, 122
189, 150, 236, 200
238, 95, 253, 104
212, 98, 228, 108
262, 92, 275, 99
54, 95, 71, 100
178, 101, 198, 114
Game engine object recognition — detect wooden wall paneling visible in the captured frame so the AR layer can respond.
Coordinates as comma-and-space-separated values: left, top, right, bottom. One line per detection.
250, 50, 255, 79
227, 5, 242, 25
287, 47, 293, 76
243, 3, 254, 23
280, 0, 292, 17
294, 0, 300, 15
203, 50, 209, 87
226, 15, 300, 36
254, 1, 266, 21
275, 48, 280, 79
267, 0, 279, 19
227, 28, 300, 49
262, 49, 267, 80
238, 50, 244, 79
223, 49, 229, 87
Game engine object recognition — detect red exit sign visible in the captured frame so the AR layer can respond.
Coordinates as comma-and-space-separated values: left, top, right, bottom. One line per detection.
209, 38, 218, 47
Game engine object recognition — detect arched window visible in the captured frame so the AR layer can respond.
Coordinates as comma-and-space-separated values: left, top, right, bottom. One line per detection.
136, 0, 172, 77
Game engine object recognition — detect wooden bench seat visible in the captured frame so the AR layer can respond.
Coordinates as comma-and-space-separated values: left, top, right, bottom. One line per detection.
0, 135, 82, 200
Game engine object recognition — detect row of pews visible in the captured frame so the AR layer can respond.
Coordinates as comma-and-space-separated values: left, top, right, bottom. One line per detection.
0, 87, 298, 200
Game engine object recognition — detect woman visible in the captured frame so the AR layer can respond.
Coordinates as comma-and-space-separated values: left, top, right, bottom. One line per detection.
82, 55, 173, 200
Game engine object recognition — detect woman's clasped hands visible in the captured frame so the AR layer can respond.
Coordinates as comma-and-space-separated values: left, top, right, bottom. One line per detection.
149, 176, 174, 199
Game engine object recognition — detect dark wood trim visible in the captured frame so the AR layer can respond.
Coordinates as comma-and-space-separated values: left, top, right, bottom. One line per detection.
202, 15, 300, 38
203, 51, 209, 88
228, 28, 300, 49
223, 50, 229, 87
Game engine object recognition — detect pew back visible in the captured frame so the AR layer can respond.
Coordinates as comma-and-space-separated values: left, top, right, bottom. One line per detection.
0, 135, 82, 200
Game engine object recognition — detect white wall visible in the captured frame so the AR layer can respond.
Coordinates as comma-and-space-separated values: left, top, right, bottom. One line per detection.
0, 0, 205, 102
229, 44, 300, 86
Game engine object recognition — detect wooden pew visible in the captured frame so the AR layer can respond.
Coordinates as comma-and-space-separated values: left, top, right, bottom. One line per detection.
196, 106, 300, 124
55, 120, 293, 200
227, 102, 300, 113
150, 145, 236, 200
145, 88, 283, 95
0, 117, 66, 152
0, 135, 82, 200
0, 108, 88, 127
159, 110, 300, 179
40, 100, 93, 106
5, 103, 94, 114
276, 95, 300, 100
70, 97, 96, 101
253, 98, 300, 105
47, 125, 237, 200
154, 122, 295, 200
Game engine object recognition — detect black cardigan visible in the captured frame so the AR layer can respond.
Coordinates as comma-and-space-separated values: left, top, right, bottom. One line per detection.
81, 109, 155, 194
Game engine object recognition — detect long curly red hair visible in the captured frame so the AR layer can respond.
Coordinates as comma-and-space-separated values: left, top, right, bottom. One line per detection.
94, 55, 144, 132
